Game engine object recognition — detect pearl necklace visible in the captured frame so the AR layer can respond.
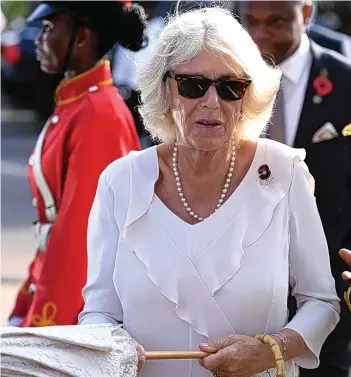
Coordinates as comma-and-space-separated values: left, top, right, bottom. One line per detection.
172, 139, 237, 222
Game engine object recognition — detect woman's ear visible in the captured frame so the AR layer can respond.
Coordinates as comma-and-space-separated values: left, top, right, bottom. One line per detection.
75, 26, 94, 49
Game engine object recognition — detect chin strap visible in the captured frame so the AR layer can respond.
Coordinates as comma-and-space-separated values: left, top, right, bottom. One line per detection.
62, 14, 80, 75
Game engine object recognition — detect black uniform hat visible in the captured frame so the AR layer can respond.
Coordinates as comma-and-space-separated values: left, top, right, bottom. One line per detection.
27, 1, 133, 24
27, 1, 147, 72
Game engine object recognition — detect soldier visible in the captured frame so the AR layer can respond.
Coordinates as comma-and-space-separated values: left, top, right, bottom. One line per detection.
8, 1, 146, 327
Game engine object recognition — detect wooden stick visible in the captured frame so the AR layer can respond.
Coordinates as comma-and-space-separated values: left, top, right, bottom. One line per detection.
255, 334, 285, 377
145, 351, 210, 360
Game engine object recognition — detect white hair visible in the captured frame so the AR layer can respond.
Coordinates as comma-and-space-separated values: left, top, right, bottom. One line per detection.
137, 5, 281, 143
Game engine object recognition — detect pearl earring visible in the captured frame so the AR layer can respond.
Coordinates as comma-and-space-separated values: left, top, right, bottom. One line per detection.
160, 114, 166, 121
239, 110, 244, 123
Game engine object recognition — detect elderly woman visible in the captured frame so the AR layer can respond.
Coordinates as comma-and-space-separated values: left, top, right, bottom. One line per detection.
79, 6, 340, 377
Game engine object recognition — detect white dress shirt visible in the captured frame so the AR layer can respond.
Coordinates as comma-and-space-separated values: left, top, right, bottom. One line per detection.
280, 34, 313, 147
79, 139, 340, 377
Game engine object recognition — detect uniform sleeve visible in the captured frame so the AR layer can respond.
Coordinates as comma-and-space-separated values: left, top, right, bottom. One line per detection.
19, 113, 138, 327
78, 172, 123, 325
8, 259, 36, 320
284, 159, 340, 368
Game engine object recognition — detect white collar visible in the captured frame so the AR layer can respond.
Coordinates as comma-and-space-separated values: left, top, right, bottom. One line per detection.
280, 33, 312, 84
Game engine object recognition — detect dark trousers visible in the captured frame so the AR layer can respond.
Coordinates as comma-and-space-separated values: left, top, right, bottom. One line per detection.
299, 328, 351, 377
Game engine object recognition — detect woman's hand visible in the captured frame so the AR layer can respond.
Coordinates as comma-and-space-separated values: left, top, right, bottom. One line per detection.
339, 248, 351, 283
199, 334, 275, 377
135, 342, 146, 372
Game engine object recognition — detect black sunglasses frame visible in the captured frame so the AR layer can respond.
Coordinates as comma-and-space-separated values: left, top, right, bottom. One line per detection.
164, 71, 252, 101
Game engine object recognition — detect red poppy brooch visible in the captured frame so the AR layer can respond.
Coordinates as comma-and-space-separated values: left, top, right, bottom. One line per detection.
258, 164, 275, 188
312, 68, 333, 105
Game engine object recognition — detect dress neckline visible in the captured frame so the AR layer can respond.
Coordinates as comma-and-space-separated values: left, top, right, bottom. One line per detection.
153, 138, 265, 229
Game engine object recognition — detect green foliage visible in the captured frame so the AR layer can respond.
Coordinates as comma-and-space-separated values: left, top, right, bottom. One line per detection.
2, 1, 30, 22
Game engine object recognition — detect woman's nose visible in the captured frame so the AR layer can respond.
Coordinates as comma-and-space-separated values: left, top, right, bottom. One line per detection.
200, 85, 220, 109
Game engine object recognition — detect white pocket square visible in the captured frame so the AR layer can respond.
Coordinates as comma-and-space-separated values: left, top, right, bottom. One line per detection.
312, 122, 339, 143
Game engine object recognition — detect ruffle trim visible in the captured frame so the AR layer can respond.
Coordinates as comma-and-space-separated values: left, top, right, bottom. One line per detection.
116, 140, 306, 339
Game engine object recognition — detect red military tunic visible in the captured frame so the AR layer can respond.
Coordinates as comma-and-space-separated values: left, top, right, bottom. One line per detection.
10, 60, 140, 327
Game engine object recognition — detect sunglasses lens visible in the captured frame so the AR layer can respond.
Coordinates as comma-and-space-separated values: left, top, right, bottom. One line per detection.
217, 80, 248, 101
178, 78, 210, 99
217, 81, 249, 101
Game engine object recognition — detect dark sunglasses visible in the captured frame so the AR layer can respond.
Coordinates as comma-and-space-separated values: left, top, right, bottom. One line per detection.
164, 71, 251, 101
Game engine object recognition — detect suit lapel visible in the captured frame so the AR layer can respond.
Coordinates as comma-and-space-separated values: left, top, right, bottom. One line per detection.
293, 42, 325, 148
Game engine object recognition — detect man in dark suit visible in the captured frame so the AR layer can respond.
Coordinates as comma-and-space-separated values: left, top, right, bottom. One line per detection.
236, 1, 351, 376
307, 22, 351, 58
